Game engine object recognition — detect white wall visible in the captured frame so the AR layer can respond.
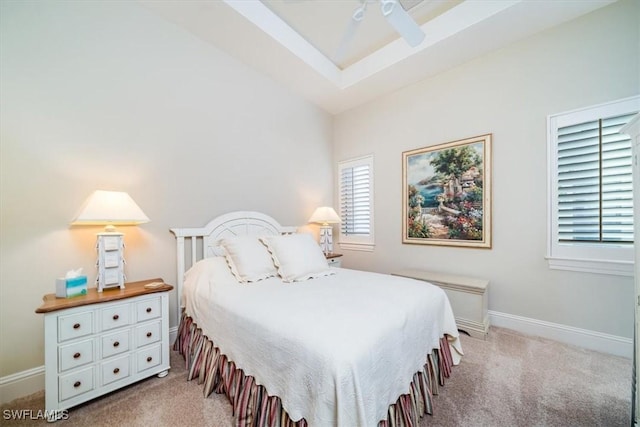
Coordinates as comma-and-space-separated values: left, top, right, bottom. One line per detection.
0, 0, 332, 382
334, 0, 639, 339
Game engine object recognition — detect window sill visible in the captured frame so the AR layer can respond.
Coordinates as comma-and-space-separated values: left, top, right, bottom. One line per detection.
546, 256, 633, 277
338, 242, 375, 252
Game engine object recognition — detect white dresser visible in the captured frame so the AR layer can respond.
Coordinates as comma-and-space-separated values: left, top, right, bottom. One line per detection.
393, 269, 489, 340
36, 279, 172, 421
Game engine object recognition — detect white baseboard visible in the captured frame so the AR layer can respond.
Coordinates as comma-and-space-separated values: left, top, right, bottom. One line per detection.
0, 326, 179, 405
169, 325, 177, 346
0, 365, 45, 405
489, 310, 632, 358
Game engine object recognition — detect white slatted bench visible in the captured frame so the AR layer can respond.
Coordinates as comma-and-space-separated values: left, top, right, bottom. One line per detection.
392, 269, 489, 340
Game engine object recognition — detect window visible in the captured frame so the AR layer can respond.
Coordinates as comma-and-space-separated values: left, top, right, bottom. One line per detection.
338, 155, 374, 251
547, 96, 638, 276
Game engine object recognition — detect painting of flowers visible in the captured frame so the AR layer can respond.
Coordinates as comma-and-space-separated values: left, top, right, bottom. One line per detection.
402, 134, 492, 248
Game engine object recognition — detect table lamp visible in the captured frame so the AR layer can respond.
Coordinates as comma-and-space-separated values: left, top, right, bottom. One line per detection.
308, 207, 341, 255
71, 190, 150, 292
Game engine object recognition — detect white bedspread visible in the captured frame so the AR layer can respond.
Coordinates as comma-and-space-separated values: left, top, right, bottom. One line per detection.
183, 257, 462, 427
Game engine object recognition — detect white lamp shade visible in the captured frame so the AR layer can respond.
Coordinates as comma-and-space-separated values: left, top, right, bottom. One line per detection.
71, 190, 150, 226
308, 207, 341, 225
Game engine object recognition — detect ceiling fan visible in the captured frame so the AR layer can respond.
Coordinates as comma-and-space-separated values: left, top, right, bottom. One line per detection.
335, 0, 426, 63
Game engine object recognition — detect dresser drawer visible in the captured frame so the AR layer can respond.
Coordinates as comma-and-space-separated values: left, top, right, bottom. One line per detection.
327, 257, 341, 267
101, 303, 132, 332
59, 339, 94, 372
59, 366, 94, 401
136, 297, 161, 322
101, 330, 130, 359
135, 321, 161, 348
137, 344, 162, 373
58, 311, 93, 342
101, 354, 131, 386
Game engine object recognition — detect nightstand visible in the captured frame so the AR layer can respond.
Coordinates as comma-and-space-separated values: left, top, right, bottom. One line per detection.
35, 278, 173, 421
325, 253, 343, 268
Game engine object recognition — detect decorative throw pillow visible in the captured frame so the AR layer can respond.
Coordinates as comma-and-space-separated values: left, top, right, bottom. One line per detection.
260, 233, 334, 282
220, 236, 277, 283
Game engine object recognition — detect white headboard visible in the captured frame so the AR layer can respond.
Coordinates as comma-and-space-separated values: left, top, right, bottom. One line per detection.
170, 211, 296, 323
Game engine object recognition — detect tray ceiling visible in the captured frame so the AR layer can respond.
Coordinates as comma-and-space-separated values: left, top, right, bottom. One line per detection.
140, 0, 616, 114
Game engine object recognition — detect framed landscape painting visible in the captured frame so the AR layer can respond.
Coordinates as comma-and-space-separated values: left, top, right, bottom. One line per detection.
402, 134, 492, 248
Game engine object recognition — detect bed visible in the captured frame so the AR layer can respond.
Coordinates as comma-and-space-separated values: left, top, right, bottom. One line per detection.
171, 211, 462, 427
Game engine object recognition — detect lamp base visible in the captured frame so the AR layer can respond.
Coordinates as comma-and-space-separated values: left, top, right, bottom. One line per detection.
319, 225, 333, 256
96, 232, 126, 292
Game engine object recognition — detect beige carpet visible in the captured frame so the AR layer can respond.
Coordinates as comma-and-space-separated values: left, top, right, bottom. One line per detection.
1, 327, 631, 427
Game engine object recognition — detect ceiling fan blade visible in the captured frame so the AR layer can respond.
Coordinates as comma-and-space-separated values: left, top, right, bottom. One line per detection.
334, 4, 366, 64
380, 0, 425, 47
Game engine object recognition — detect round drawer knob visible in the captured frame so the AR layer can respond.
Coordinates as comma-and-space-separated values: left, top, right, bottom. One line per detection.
113, 314, 119, 320
146, 307, 152, 313
113, 368, 120, 374
73, 381, 81, 388
73, 323, 80, 329
146, 356, 153, 362
113, 341, 120, 347
73, 352, 81, 359
146, 332, 152, 338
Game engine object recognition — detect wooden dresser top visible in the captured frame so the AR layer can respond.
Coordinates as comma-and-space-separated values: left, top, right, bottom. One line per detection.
36, 278, 173, 313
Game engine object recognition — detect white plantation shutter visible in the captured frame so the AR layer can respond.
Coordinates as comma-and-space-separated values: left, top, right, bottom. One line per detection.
548, 95, 638, 276
340, 164, 370, 235
338, 155, 374, 250
557, 113, 635, 243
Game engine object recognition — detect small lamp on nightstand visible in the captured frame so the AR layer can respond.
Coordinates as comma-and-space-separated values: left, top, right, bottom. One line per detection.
308, 206, 341, 255
71, 190, 150, 292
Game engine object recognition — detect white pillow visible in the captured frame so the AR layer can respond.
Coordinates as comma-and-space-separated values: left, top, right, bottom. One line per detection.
219, 236, 277, 283
182, 257, 224, 308
260, 233, 334, 282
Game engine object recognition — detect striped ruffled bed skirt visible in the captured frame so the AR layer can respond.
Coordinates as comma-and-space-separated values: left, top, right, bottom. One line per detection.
174, 311, 454, 427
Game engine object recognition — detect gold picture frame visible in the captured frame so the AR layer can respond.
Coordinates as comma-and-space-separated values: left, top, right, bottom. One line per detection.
402, 134, 492, 248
